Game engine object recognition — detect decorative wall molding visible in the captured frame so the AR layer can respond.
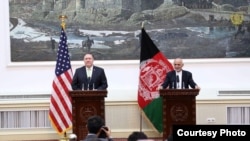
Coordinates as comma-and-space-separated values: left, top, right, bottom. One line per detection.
218, 90, 250, 96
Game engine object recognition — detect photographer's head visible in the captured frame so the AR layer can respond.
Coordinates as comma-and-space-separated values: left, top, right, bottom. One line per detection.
86, 115, 105, 134
128, 131, 148, 141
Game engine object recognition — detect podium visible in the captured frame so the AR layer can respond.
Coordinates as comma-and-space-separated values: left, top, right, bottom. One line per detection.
69, 90, 107, 141
159, 89, 199, 140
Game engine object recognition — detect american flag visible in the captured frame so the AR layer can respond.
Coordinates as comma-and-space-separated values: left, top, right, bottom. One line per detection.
49, 27, 73, 134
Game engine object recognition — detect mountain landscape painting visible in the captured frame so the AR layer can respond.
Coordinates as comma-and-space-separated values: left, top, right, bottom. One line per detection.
9, 0, 250, 62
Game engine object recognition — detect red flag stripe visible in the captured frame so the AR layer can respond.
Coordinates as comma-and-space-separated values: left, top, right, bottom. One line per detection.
49, 109, 63, 132
49, 98, 67, 132
55, 75, 72, 119
50, 82, 71, 133
52, 76, 72, 123
54, 72, 72, 106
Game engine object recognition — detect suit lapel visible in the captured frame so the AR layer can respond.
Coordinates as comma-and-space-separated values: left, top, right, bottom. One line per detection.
182, 71, 187, 88
90, 66, 97, 82
83, 67, 89, 82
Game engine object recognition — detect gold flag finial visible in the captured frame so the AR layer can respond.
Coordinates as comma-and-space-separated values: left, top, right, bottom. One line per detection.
59, 15, 68, 30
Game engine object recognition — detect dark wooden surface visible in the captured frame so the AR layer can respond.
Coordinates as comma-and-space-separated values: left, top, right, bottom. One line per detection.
159, 89, 200, 140
70, 90, 107, 141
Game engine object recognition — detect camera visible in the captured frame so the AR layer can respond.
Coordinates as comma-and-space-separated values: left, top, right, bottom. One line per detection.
98, 126, 108, 138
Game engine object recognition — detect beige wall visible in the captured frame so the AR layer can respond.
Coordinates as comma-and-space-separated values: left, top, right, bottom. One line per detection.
197, 99, 250, 125
1, 97, 250, 140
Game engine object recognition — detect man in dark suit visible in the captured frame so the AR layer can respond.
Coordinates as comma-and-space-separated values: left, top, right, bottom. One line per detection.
71, 53, 108, 90
158, 58, 200, 89
82, 115, 112, 141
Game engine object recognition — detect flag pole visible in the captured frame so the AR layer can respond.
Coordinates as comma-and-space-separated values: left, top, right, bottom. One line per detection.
140, 109, 142, 132
139, 21, 144, 132
58, 14, 69, 141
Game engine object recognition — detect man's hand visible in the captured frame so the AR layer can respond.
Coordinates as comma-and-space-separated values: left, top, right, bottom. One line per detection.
157, 86, 163, 90
195, 85, 200, 89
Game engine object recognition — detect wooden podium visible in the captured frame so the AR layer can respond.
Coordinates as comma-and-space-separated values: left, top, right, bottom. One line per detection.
69, 90, 107, 141
159, 89, 199, 140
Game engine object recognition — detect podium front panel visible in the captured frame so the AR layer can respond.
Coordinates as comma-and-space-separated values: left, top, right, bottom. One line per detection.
70, 90, 107, 141
160, 89, 199, 140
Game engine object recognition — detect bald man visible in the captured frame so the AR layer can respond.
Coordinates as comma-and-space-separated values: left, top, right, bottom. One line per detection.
158, 58, 200, 90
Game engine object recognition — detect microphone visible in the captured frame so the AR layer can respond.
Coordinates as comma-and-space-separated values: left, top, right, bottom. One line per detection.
176, 75, 179, 83
82, 83, 85, 90
87, 77, 91, 90
176, 75, 179, 89
88, 77, 91, 81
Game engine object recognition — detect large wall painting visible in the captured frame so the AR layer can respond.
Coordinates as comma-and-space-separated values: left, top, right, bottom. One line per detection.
9, 0, 250, 62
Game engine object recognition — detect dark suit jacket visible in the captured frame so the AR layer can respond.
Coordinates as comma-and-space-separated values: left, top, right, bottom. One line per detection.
82, 134, 111, 141
161, 70, 197, 89
71, 66, 108, 90
82, 134, 99, 141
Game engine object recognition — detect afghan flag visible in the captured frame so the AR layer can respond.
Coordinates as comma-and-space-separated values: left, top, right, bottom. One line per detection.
138, 28, 173, 132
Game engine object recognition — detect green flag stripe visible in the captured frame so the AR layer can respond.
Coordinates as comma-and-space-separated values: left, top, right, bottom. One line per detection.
143, 97, 163, 132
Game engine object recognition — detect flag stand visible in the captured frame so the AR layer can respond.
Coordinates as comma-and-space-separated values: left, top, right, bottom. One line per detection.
59, 132, 69, 141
